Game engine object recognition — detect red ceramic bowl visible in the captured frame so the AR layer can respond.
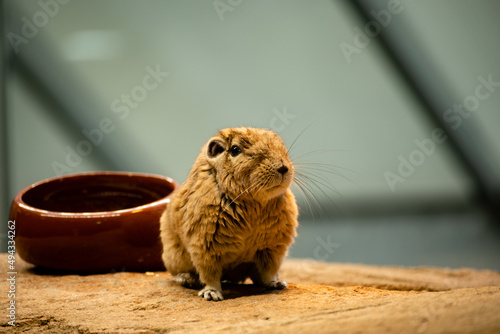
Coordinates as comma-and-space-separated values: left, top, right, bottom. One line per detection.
9, 172, 177, 273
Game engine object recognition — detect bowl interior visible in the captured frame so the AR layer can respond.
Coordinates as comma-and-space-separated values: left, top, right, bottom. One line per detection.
21, 173, 174, 213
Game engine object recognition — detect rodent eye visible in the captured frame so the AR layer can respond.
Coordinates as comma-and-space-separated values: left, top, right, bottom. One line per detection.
230, 145, 242, 157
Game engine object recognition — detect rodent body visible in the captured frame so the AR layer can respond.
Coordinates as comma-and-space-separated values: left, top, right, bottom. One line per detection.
160, 127, 298, 301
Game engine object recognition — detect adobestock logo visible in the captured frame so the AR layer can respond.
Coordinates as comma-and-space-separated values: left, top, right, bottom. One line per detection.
111, 65, 169, 121
269, 106, 296, 133
442, 74, 500, 130
384, 74, 499, 192
384, 133, 446, 192
213, 0, 244, 21
293, 234, 341, 281
51, 64, 169, 177
313, 235, 341, 261
7, 0, 71, 54
340, 0, 411, 64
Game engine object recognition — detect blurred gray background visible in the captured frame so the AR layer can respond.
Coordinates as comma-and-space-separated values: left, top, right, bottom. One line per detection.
2, 0, 500, 269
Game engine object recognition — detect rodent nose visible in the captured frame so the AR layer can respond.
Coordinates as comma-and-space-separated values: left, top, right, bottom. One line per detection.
277, 165, 289, 175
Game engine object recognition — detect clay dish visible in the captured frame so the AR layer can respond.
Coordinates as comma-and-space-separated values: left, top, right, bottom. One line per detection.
9, 171, 177, 273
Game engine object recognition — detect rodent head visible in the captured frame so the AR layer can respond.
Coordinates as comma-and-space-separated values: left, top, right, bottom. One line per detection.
204, 127, 294, 202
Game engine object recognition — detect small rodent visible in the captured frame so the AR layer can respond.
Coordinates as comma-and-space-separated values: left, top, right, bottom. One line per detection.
160, 127, 298, 301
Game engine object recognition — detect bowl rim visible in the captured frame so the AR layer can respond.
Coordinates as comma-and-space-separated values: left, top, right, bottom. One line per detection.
12, 171, 177, 217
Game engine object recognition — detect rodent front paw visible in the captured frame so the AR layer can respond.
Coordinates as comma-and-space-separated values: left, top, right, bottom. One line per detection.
265, 280, 288, 290
198, 287, 224, 301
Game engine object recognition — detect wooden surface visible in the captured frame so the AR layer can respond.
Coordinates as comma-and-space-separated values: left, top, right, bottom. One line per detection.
1, 255, 500, 333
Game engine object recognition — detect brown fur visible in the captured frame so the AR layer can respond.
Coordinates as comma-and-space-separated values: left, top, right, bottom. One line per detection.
160, 127, 298, 301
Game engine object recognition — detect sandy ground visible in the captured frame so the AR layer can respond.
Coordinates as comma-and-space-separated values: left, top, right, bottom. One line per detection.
1, 255, 500, 333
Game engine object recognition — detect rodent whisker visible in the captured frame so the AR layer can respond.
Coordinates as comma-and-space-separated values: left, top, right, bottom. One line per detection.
291, 155, 357, 218
225, 183, 258, 209
285, 121, 316, 157
224, 176, 268, 209
292, 149, 354, 168
251, 175, 274, 198
294, 170, 342, 200
292, 176, 323, 218
295, 174, 343, 219
294, 162, 357, 187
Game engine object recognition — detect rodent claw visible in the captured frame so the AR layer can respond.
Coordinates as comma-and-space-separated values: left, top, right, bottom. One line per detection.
266, 280, 288, 290
198, 288, 224, 301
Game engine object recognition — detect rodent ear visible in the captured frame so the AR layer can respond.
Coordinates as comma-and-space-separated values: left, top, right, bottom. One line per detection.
207, 138, 227, 159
